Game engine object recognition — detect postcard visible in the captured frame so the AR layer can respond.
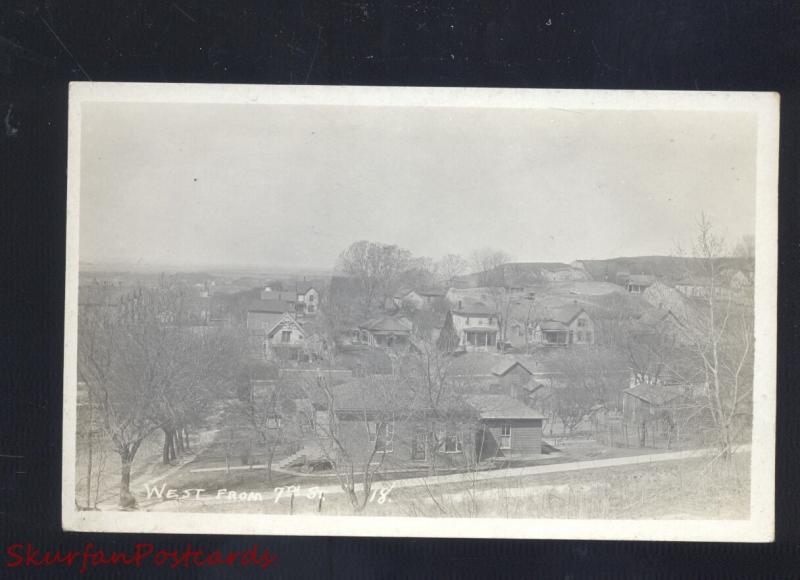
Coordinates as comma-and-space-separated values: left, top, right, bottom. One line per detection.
63, 83, 778, 541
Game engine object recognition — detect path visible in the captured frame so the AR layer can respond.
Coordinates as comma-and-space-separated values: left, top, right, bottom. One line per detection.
148, 444, 749, 508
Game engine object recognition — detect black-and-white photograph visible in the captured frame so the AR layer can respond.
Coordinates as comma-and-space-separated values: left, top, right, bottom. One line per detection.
62, 84, 778, 541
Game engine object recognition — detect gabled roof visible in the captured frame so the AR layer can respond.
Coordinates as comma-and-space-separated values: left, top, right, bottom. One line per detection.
316, 377, 471, 415
358, 315, 412, 333
261, 290, 297, 302
247, 299, 294, 313
295, 282, 316, 294
490, 359, 532, 377
549, 304, 585, 325
452, 302, 497, 316
636, 307, 681, 327
465, 394, 545, 420
265, 313, 306, 339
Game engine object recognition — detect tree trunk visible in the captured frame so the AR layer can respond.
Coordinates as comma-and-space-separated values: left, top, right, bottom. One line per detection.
175, 428, 184, 455
119, 455, 136, 509
183, 427, 190, 451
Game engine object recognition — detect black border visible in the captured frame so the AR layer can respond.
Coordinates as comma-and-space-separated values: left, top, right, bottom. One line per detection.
1, 1, 799, 577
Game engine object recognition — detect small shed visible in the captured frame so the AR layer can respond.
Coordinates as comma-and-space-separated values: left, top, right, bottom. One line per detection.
466, 394, 546, 460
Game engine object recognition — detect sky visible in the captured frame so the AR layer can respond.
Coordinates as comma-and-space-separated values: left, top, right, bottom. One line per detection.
79, 101, 757, 272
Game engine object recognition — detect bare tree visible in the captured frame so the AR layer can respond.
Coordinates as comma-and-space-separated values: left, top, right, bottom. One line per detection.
337, 240, 413, 315
675, 214, 754, 459
435, 254, 468, 285
78, 286, 245, 508
470, 247, 511, 287
303, 372, 403, 512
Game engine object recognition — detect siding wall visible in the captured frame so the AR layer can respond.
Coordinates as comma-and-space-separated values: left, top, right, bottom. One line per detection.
333, 415, 476, 471
477, 419, 543, 459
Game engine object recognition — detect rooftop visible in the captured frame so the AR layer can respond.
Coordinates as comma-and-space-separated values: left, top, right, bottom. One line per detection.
465, 394, 546, 420
247, 299, 294, 313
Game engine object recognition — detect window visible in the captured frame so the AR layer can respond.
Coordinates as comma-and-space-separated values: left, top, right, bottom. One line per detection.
266, 416, 282, 429
308, 294, 315, 303
298, 295, 305, 302
307, 304, 316, 313
368, 421, 394, 453
577, 318, 588, 327
441, 430, 463, 453
281, 330, 291, 343
412, 429, 427, 461
499, 424, 511, 449
577, 331, 584, 342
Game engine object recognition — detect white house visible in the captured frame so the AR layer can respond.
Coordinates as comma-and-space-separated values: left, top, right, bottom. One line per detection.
440, 302, 500, 352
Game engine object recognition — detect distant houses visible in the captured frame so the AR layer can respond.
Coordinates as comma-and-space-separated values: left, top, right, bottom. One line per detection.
393, 287, 447, 310
626, 274, 656, 294
260, 283, 319, 316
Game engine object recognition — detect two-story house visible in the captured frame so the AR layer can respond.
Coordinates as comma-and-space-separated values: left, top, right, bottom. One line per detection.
294, 282, 319, 315
260, 283, 319, 316
530, 304, 595, 346
439, 302, 501, 352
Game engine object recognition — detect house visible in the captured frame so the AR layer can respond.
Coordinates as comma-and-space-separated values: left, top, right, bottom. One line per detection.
448, 354, 536, 398
260, 288, 297, 304
621, 382, 686, 447
263, 312, 309, 361
626, 274, 656, 294
353, 315, 412, 348
466, 395, 546, 459
530, 304, 595, 346
674, 276, 728, 300
394, 288, 447, 310
294, 282, 320, 315
301, 378, 544, 472
246, 299, 294, 333
261, 283, 320, 315
439, 302, 500, 352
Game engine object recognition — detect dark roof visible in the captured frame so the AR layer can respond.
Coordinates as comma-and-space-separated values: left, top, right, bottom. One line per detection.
623, 383, 683, 406
317, 377, 471, 414
539, 321, 568, 331
490, 359, 532, 377
636, 307, 680, 327
452, 302, 497, 316
448, 353, 530, 377
549, 304, 585, 325
628, 274, 657, 286
534, 305, 586, 331
261, 290, 297, 302
247, 299, 294, 313
358, 315, 412, 333
465, 395, 545, 420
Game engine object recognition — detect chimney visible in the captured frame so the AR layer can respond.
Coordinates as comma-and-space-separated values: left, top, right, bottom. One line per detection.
458, 300, 462, 310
